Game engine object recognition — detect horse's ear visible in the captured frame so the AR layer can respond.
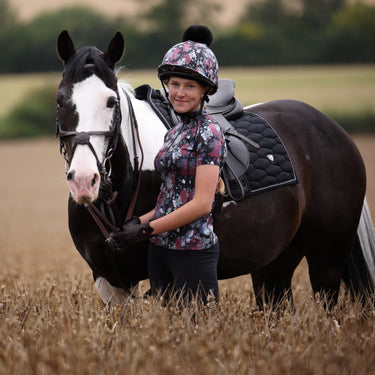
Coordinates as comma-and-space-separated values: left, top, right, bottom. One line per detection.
104, 32, 125, 69
57, 30, 76, 64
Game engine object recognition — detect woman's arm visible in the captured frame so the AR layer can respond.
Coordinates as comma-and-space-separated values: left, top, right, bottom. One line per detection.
139, 209, 155, 224
148, 164, 220, 235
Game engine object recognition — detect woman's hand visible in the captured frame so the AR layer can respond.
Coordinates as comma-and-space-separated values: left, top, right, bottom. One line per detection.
107, 216, 154, 252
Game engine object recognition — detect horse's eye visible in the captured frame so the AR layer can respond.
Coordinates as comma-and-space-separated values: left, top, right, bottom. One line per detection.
56, 93, 64, 108
106, 96, 117, 109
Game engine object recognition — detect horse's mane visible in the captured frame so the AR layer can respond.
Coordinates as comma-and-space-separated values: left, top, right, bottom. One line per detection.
117, 78, 133, 93
63, 46, 117, 88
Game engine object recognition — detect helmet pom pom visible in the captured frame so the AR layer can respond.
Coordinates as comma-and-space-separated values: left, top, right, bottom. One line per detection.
182, 25, 213, 47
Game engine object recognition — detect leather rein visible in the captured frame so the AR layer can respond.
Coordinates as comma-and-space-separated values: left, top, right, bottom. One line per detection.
56, 87, 144, 239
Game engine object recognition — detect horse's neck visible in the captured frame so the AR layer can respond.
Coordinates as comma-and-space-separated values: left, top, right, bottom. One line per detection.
118, 82, 166, 171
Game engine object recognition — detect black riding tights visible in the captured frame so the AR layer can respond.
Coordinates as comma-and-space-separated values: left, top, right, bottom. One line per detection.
148, 242, 219, 306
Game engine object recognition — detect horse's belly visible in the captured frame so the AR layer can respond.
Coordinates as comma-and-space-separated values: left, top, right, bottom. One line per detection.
215, 185, 302, 278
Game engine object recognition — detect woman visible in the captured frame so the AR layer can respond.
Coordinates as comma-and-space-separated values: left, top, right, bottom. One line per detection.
110, 25, 226, 305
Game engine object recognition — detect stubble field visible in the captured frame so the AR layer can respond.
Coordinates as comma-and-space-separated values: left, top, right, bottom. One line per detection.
0, 134, 375, 374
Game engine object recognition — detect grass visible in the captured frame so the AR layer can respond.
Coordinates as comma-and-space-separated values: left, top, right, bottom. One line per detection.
0, 73, 61, 117
1, 64, 374, 117
220, 65, 375, 115
1, 65, 374, 136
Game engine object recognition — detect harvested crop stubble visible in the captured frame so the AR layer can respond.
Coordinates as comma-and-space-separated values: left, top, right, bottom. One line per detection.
0, 137, 375, 374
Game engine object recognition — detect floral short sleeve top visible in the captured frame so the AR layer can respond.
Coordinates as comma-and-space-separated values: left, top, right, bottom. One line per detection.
150, 111, 226, 250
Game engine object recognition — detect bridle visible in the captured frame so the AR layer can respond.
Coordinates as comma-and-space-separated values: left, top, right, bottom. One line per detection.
56, 84, 144, 239
56, 93, 121, 182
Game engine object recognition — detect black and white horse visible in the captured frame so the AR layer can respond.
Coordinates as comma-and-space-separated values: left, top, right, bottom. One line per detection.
56, 31, 375, 309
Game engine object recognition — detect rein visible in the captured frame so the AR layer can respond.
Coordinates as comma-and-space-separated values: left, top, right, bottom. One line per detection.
122, 88, 144, 222
56, 87, 144, 240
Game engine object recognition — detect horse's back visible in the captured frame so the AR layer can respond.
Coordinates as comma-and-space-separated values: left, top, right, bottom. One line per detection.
217, 99, 366, 280
248, 99, 366, 220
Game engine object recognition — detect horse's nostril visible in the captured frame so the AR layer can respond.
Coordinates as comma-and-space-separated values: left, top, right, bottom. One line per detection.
67, 170, 75, 181
91, 174, 99, 187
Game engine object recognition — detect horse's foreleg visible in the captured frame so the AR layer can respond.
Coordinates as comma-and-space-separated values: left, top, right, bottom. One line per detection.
94, 276, 138, 311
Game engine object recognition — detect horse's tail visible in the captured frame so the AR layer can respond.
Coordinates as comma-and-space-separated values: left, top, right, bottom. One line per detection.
342, 198, 375, 296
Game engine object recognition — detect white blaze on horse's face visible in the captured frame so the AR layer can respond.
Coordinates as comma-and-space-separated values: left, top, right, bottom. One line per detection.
67, 75, 117, 205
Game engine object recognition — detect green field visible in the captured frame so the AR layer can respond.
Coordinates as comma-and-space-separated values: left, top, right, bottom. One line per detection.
223, 65, 375, 114
0, 64, 374, 133
0, 73, 60, 116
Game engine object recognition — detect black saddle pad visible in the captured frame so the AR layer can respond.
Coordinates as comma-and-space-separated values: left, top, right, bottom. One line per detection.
133, 84, 297, 199
226, 111, 297, 199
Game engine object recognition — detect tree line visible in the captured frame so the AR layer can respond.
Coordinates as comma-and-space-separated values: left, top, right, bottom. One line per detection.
0, 0, 374, 74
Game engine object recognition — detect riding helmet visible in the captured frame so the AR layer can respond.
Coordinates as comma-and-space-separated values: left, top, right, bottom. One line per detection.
158, 25, 219, 95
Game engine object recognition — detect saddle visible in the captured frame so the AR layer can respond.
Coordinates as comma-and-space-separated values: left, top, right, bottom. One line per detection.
206, 79, 260, 200
134, 80, 297, 201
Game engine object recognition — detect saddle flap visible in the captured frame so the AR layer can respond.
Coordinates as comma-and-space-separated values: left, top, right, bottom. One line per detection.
224, 134, 250, 178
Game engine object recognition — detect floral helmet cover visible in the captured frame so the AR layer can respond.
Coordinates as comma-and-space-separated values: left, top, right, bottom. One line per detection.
158, 25, 219, 95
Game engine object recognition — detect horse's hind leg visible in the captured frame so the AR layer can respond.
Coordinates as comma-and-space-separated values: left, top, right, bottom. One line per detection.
251, 244, 304, 310
303, 225, 358, 308
305, 239, 352, 308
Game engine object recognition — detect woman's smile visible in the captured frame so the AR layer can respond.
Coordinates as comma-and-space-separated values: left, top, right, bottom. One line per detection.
166, 77, 206, 113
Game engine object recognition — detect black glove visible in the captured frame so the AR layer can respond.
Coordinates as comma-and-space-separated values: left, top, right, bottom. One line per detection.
107, 216, 154, 252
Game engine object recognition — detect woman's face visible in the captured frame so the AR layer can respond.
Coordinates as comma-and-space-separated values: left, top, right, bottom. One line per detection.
166, 77, 207, 113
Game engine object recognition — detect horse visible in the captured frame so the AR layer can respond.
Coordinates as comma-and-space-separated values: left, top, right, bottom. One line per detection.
56, 30, 375, 310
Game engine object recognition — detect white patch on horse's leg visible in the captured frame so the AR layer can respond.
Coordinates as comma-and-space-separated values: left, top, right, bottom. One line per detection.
129, 283, 140, 298
95, 277, 134, 309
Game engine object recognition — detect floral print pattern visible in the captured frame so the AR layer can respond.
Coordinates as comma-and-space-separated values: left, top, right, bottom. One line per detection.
150, 111, 226, 250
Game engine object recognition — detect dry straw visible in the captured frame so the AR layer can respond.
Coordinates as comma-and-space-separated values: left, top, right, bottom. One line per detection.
1, 272, 375, 375
1, 139, 375, 375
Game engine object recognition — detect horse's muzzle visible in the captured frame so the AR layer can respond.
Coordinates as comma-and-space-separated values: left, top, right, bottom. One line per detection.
67, 168, 100, 205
